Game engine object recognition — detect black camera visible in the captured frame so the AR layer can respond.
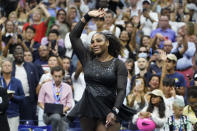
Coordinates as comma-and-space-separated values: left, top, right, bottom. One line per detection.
51, 40, 56, 49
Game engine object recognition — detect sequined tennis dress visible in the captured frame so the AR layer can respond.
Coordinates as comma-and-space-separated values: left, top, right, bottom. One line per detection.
67, 20, 133, 121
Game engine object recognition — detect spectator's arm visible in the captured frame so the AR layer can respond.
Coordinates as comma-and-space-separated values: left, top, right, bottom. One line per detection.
38, 102, 44, 109
65, 85, 73, 111
160, 51, 167, 89
151, 0, 159, 12
39, 3, 51, 25
178, 36, 188, 55
2, 38, 13, 57
12, 80, 25, 103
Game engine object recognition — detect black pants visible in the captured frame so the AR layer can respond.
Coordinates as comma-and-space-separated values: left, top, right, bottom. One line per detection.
0, 113, 10, 131
19, 97, 37, 125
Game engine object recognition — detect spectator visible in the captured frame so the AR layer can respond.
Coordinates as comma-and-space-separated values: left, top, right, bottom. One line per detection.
150, 15, 176, 48
46, 29, 66, 57
164, 98, 193, 130
23, 25, 40, 61
103, 9, 121, 37
24, 51, 33, 63
165, 54, 186, 98
140, 0, 158, 36
71, 60, 86, 103
132, 89, 168, 130
1, 59, 24, 131
172, 24, 196, 87
41, 24, 65, 48
12, 44, 40, 124
162, 77, 184, 116
62, 56, 72, 85
38, 66, 73, 131
34, 45, 50, 73
22, 3, 51, 43
55, 9, 70, 40
183, 86, 197, 129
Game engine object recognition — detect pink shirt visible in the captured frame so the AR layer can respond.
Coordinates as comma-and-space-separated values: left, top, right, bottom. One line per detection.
38, 81, 73, 108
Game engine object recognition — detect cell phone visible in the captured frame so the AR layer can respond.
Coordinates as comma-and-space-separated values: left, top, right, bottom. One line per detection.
51, 40, 56, 49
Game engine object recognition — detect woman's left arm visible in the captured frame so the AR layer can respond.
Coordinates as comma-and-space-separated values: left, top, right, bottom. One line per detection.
114, 60, 128, 109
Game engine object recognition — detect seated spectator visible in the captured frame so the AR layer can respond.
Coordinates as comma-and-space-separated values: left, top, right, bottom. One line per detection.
164, 98, 193, 130
38, 66, 73, 131
24, 51, 33, 63
183, 86, 197, 129
132, 89, 168, 130
162, 77, 184, 116
62, 56, 72, 86
148, 74, 160, 92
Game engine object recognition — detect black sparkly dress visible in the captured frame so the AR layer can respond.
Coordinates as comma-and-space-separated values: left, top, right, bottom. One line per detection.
67, 20, 136, 121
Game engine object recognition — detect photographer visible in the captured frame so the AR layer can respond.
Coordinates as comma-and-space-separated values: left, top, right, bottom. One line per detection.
47, 29, 65, 57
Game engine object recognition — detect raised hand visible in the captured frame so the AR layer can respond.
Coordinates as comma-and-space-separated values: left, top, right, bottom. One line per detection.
88, 8, 105, 18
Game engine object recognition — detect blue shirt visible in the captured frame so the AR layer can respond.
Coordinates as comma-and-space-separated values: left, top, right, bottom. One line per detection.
165, 72, 186, 88
171, 42, 196, 70
150, 28, 176, 48
1, 77, 25, 118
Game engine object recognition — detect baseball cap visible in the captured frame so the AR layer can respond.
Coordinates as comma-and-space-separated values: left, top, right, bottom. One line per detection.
167, 54, 177, 62
143, 0, 151, 4
148, 89, 165, 99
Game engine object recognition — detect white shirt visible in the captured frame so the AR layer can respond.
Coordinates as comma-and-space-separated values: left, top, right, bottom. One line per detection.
15, 64, 30, 96
64, 32, 88, 58
71, 72, 86, 102
103, 24, 121, 38
165, 95, 184, 117
39, 73, 52, 85
140, 11, 158, 36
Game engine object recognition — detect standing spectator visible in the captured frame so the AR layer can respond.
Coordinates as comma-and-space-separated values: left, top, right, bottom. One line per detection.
71, 61, 86, 103
56, 9, 70, 40
34, 45, 50, 72
103, 9, 121, 38
23, 3, 51, 43
172, 24, 196, 87
0, 86, 10, 131
12, 44, 40, 124
38, 66, 73, 131
140, 0, 158, 36
23, 25, 40, 61
165, 54, 186, 98
1, 59, 24, 131
150, 15, 176, 48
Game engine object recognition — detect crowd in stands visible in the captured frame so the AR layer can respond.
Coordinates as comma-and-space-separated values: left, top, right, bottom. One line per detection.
0, 0, 197, 130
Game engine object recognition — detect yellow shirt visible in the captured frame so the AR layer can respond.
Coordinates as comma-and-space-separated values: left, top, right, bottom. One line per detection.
183, 105, 197, 124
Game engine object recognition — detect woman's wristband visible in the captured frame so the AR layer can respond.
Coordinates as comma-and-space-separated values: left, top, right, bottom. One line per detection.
84, 13, 91, 22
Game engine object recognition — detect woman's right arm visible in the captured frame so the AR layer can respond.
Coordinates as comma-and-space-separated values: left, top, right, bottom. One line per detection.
69, 9, 105, 65
69, 18, 89, 66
